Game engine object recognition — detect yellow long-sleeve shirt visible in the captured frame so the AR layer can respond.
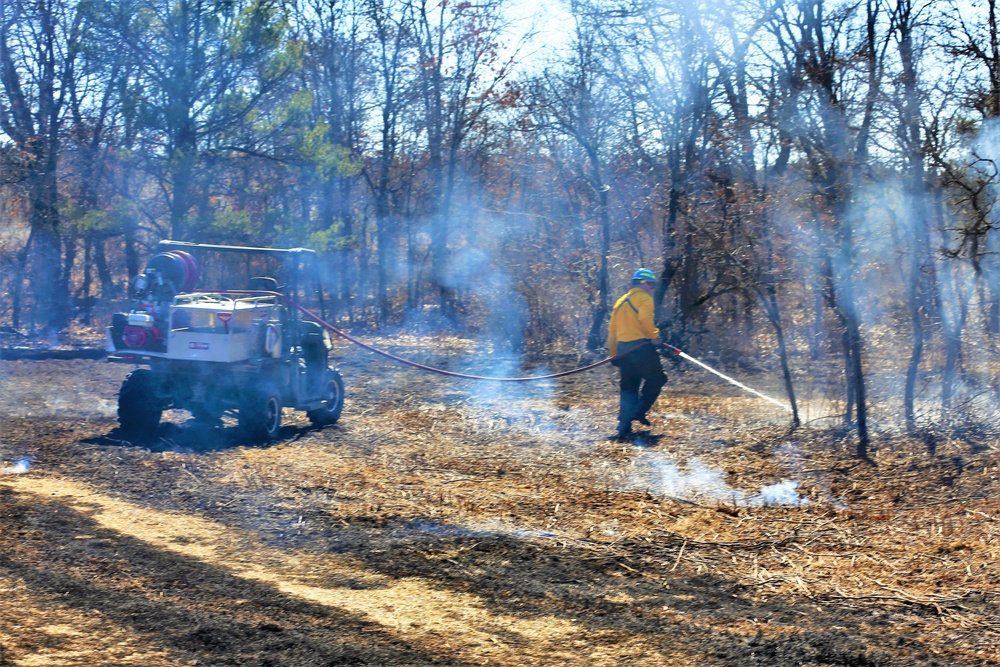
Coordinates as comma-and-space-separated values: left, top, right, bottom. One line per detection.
607, 288, 659, 356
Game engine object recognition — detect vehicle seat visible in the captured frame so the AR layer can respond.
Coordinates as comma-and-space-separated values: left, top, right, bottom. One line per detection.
299, 320, 328, 393
248, 277, 278, 292
299, 320, 326, 348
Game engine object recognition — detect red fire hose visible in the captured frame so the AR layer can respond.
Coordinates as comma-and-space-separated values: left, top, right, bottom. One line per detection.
288, 298, 642, 382
224, 292, 788, 409
216, 290, 661, 382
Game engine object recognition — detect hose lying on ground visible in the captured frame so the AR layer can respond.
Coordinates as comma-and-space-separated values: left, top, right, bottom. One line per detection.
220, 290, 788, 411
285, 296, 638, 382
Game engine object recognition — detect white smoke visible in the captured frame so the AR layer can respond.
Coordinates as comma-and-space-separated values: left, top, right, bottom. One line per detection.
747, 479, 807, 507
2, 456, 32, 474
629, 452, 808, 507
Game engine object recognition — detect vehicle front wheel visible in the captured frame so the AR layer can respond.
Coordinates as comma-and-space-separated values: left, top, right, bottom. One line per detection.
307, 368, 344, 427
239, 384, 282, 441
118, 369, 162, 436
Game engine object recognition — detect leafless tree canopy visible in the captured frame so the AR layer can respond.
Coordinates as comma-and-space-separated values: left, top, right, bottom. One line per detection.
3, 0, 1000, 445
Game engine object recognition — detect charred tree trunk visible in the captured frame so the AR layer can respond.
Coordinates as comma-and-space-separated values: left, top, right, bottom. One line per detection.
124, 221, 139, 283
929, 186, 969, 421
897, 0, 931, 433
60, 235, 77, 319
937, 247, 969, 416
28, 116, 66, 333
942, 338, 959, 411
94, 237, 116, 301
904, 296, 925, 430
585, 149, 611, 352
0, 0, 69, 333
758, 221, 800, 427
338, 175, 355, 318
411, 0, 450, 317
654, 171, 681, 313
374, 188, 392, 325
763, 284, 800, 427
81, 239, 93, 303
169, 138, 197, 240
842, 280, 868, 457
819, 244, 854, 427
10, 231, 32, 331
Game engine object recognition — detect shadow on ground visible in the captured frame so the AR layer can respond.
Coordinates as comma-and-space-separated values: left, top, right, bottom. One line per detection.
0, 486, 467, 667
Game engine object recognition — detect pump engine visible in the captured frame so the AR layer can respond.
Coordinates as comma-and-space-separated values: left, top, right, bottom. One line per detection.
109, 251, 198, 352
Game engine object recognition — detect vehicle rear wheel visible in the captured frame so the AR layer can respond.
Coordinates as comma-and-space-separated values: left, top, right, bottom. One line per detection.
118, 369, 162, 436
239, 384, 282, 441
307, 368, 344, 427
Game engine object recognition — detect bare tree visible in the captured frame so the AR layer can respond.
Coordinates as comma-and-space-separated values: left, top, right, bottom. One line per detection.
362, 0, 412, 324
596, 0, 724, 343
528, 13, 618, 351
934, 0, 1000, 416
0, 0, 82, 333
63, 0, 143, 314
407, 0, 513, 317
294, 0, 367, 317
705, 0, 802, 425
766, 0, 894, 457
887, 0, 935, 432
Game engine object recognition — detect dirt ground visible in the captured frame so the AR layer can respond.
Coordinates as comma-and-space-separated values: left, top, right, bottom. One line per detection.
1, 337, 999, 666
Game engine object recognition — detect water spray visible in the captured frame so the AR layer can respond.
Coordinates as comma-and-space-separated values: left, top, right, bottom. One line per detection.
660, 344, 792, 412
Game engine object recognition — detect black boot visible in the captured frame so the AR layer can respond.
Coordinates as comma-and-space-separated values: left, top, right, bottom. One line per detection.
618, 391, 638, 423
635, 391, 660, 427
615, 422, 633, 441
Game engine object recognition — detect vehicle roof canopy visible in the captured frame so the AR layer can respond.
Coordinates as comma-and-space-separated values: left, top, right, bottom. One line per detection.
154, 240, 321, 300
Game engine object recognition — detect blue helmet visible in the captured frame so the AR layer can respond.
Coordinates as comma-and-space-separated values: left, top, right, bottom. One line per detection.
632, 268, 657, 284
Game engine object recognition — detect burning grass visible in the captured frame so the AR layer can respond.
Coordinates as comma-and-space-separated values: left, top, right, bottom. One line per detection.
0, 342, 999, 665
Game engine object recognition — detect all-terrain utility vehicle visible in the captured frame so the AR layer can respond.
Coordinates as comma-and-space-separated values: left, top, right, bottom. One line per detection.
107, 240, 345, 440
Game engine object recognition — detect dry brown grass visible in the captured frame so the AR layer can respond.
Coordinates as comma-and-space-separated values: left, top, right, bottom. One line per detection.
0, 340, 998, 666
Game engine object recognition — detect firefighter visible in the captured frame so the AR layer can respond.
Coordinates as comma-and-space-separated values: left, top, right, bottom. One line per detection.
607, 268, 667, 440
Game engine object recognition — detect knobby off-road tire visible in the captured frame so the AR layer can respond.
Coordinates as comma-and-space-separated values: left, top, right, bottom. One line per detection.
118, 369, 163, 436
307, 368, 345, 427
238, 384, 282, 441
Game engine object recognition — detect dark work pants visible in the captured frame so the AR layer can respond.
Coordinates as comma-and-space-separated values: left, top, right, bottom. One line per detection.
616, 343, 667, 430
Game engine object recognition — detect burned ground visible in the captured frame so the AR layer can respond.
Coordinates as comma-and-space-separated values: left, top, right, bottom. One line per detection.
1, 340, 999, 666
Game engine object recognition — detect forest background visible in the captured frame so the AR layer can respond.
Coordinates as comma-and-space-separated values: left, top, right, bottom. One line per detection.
2, 0, 1000, 454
